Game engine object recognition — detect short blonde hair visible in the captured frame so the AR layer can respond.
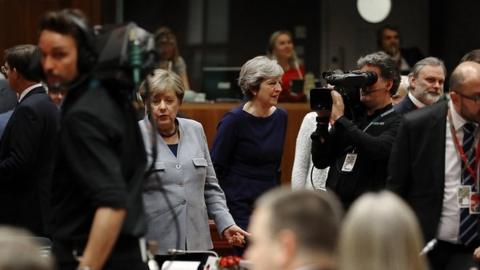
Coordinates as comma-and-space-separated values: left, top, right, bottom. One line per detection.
238, 56, 283, 100
338, 191, 428, 270
139, 68, 185, 101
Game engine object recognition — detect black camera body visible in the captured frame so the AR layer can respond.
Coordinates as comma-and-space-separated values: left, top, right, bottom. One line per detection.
310, 70, 377, 121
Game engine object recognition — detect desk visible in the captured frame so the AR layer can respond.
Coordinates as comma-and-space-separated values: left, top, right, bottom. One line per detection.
180, 102, 310, 185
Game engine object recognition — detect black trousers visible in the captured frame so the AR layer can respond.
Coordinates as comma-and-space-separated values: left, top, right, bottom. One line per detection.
428, 240, 480, 270
53, 236, 148, 270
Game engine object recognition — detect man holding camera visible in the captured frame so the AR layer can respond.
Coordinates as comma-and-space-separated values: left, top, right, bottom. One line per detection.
311, 51, 401, 209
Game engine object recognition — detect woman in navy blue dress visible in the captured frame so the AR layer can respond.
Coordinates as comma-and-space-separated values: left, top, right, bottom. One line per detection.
211, 56, 287, 233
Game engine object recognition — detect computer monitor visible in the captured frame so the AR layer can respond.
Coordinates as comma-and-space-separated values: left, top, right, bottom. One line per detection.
202, 67, 243, 102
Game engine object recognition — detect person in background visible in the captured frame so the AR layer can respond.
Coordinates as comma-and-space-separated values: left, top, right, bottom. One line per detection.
377, 25, 424, 75
47, 87, 67, 107
338, 191, 428, 270
0, 226, 54, 270
267, 30, 306, 102
246, 188, 342, 270
154, 26, 190, 90
291, 111, 329, 190
0, 44, 59, 237
211, 56, 287, 251
138, 69, 248, 257
394, 57, 446, 115
391, 75, 409, 105
38, 9, 148, 270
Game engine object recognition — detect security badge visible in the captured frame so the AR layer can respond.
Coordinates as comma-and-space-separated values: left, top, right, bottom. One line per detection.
341, 153, 357, 172
457, 185, 480, 214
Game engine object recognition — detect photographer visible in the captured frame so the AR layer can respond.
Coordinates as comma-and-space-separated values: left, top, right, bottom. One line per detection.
311, 52, 401, 209
38, 9, 148, 270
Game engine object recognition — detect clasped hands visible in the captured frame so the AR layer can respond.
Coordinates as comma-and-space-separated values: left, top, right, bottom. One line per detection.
222, 225, 250, 247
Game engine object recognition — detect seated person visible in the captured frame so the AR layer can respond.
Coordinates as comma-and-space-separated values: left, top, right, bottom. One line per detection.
267, 30, 306, 102
154, 26, 190, 89
246, 188, 342, 270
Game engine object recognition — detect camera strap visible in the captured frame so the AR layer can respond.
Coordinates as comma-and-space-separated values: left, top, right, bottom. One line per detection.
341, 107, 394, 172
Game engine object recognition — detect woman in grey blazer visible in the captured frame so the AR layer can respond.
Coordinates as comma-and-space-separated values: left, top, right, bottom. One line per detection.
139, 69, 249, 255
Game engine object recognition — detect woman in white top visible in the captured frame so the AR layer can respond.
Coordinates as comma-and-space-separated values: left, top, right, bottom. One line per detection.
291, 111, 329, 190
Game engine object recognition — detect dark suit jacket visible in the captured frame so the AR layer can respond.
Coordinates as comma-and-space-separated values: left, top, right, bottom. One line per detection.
387, 101, 448, 242
394, 95, 417, 115
0, 86, 59, 236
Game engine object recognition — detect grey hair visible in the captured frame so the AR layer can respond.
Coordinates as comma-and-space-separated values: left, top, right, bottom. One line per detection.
411, 57, 446, 78
238, 56, 284, 100
357, 51, 400, 96
139, 68, 185, 101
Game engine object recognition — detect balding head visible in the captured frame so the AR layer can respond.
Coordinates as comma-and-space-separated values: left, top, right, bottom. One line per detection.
449, 61, 480, 123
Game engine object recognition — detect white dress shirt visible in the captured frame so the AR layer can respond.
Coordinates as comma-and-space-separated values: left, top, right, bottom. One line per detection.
18, 83, 43, 102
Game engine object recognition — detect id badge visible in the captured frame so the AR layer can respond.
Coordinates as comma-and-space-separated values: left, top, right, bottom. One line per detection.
457, 185, 471, 208
341, 153, 357, 172
470, 192, 480, 214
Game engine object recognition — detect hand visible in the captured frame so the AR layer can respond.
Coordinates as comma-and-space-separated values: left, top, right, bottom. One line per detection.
330, 90, 345, 121
222, 225, 251, 247
473, 246, 480, 261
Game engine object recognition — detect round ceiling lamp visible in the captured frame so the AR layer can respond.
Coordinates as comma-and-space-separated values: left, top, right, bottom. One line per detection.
357, 0, 391, 23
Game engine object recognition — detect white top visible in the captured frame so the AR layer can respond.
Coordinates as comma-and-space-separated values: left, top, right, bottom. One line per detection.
291, 112, 329, 190
18, 83, 42, 102
408, 92, 426, 109
437, 99, 478, 243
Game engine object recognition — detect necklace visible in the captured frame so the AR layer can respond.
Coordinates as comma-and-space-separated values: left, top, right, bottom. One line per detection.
160, 124, 178, 138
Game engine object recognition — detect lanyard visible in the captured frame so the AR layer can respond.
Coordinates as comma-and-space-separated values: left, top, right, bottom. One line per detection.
447, 109, 480, 183
362, 108, 395, 132
349, 107, 394, 154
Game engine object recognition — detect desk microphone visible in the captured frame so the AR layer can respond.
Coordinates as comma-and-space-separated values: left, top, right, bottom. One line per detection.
167, 249, 219, 258
419, 238, 437, 256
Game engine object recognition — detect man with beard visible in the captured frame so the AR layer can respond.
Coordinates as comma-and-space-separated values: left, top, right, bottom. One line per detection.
377, 25, 424, 75
394, 57, 446, 115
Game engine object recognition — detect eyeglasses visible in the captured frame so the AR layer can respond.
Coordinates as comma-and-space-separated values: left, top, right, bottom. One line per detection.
455, 91, 480, 103
0, 65, 8, 77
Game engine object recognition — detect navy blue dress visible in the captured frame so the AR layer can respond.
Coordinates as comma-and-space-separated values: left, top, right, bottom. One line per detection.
211, 106, 287, 230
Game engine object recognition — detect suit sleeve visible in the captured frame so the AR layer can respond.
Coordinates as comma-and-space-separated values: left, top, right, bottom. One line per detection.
387, 118, 411, 197
0, 106, 43, 181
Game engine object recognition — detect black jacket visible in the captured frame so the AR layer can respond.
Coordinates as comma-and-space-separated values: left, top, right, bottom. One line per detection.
312, 104, 401, 208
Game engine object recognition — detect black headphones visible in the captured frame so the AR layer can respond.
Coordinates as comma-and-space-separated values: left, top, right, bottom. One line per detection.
60, 9, 97, 73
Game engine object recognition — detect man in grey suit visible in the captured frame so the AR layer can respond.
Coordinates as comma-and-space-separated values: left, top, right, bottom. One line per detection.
0, 77, 16, 137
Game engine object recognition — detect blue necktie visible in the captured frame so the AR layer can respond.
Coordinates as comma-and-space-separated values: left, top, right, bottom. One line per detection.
459, 122, 478, 245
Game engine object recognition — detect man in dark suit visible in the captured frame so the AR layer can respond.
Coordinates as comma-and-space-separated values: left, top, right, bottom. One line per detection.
377, 25, 424, 75
388, 61, 480, 270
394, 57, 446, 115
0, 44, 59, 236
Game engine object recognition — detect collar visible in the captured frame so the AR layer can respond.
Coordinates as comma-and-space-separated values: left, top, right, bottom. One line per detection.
408, 92, 426, 109
18, 83, 43, 102
367, 103, 394, 120
449, 99, 477, 132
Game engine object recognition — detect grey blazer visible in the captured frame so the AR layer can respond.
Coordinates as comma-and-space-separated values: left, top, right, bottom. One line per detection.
139, 117, 235, 255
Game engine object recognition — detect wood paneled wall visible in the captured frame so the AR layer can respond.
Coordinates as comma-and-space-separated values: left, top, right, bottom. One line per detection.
0, 0, 103, 56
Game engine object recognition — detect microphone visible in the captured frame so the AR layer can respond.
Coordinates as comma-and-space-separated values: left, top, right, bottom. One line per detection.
419, 238, 437, 256
325, 71, 377, 88
167, 249, 219, 258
